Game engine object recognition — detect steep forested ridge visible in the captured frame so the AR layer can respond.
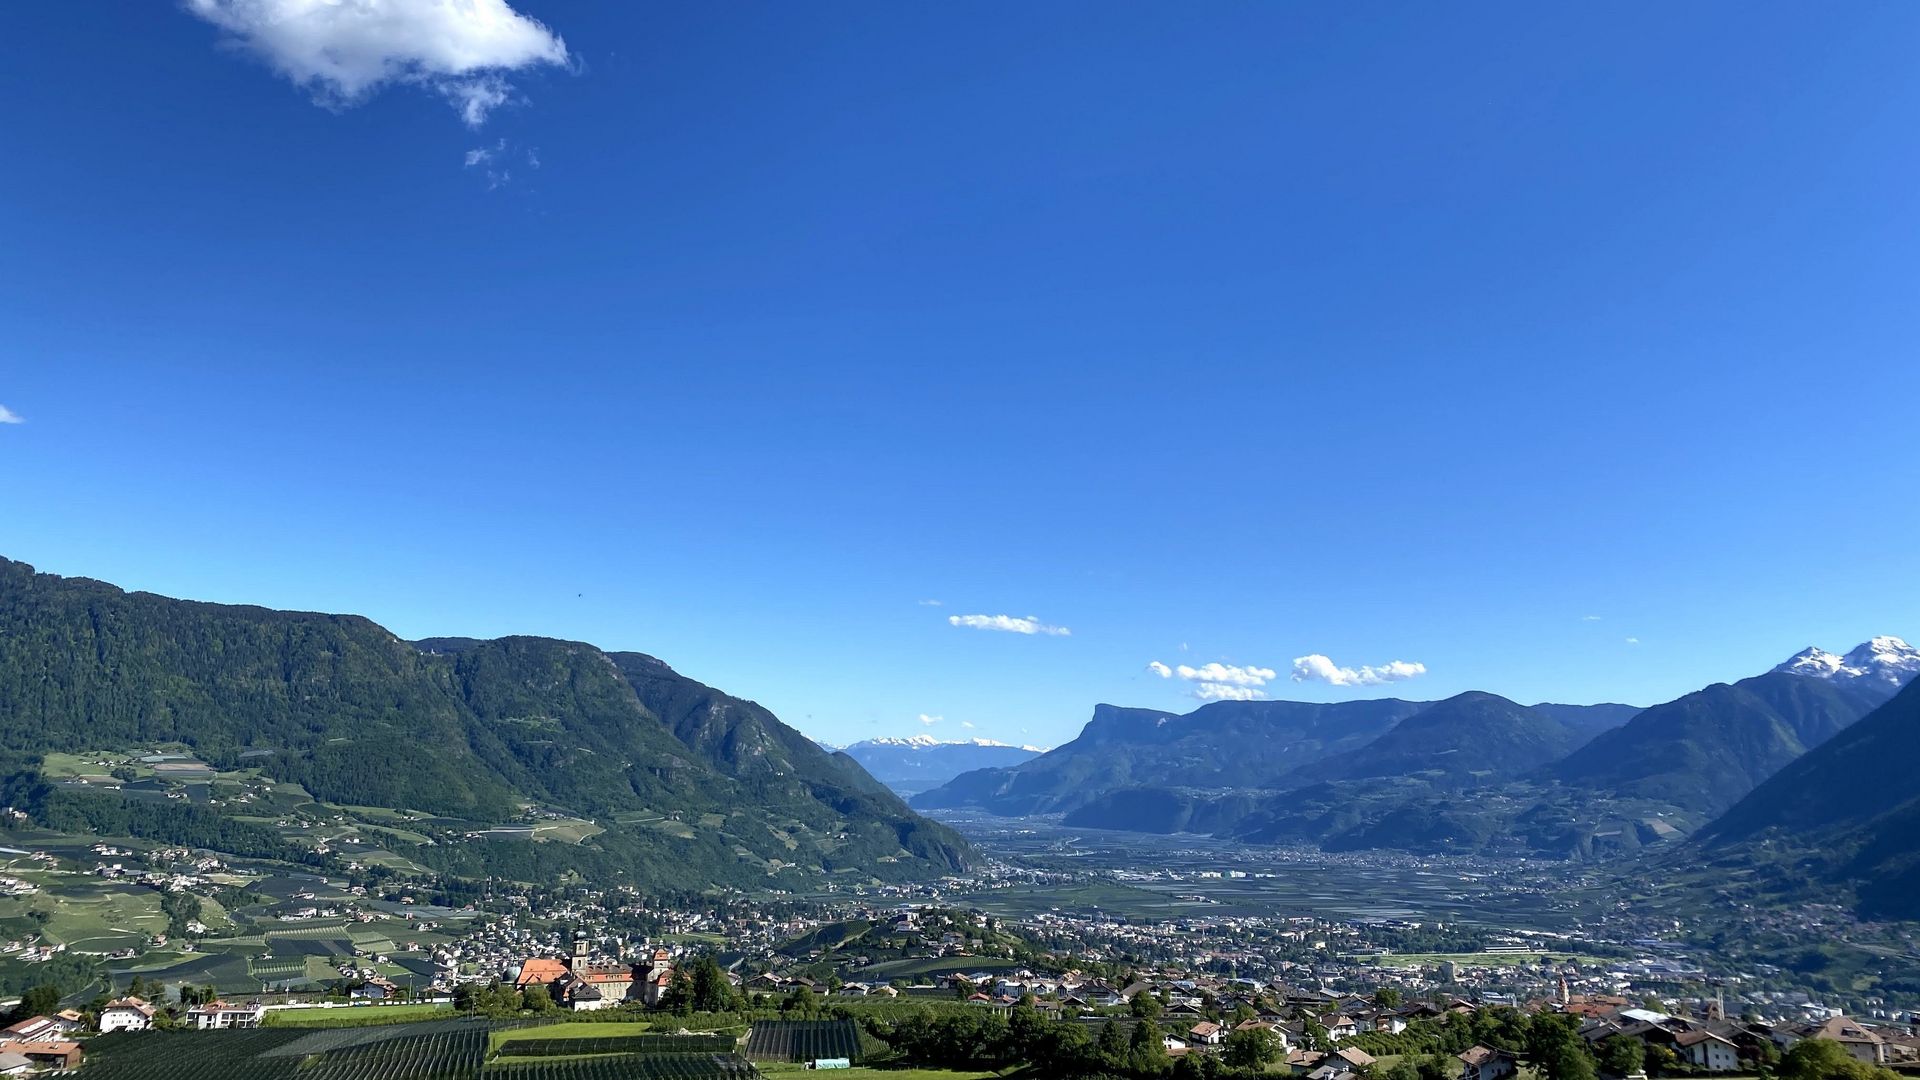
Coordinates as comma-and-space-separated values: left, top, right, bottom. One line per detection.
0, 558, 971, 884
1698, 677, 1920, 918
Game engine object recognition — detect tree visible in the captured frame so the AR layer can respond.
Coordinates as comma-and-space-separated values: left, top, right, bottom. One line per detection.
782, 984, 819, 1016
521, 985, 558, 1013
689, 957, 730, 1014
1226, 1027, 1282, 1070
1131, 991, 1164, 1020
1778, 1038, 1901, 1080
17, 985, 59, 1018
1303, 1019, 1332, 1052
1375, 988, 1404, 1009
1384, 1059, 1424, 1080
1596, 1035, 1645, 1077
1097, 1020, 1130, 1070
1130, 1019, 1170, 1074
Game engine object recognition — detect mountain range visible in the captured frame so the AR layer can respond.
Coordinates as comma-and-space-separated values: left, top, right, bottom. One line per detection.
835, 737, 1046, 796
0, 557, 971, 889
1700, 673, 1920, 919
913, 638, 1919, 862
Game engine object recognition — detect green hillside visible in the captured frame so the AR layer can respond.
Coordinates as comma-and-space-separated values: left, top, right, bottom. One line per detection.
0, 557, 971, 888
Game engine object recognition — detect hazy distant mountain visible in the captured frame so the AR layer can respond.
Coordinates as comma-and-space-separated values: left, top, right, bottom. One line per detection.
1701, 675, 1920, 919
910, 698, 1427, 816
839, 736, 1045, 795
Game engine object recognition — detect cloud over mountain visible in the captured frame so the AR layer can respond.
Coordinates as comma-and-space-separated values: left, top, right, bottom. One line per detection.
1148, 659, 1278, 700
1290, 654, 1427, 687
186, 0, 570, 127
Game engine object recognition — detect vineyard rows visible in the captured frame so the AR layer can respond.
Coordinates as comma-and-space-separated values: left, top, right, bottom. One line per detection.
481, 1053, 761, 1080
743, 1019, 862, 1063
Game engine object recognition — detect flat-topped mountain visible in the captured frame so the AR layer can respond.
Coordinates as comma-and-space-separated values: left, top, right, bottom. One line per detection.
0, 558, 971, 887
910, 698, 1429, 816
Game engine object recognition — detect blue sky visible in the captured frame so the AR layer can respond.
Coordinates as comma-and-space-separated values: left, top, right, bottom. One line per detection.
2, 2, 1917, 747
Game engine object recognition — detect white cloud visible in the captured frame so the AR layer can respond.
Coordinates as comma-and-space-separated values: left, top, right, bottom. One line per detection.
948, 614, 1070, 637
1290, 654, 1428, 687
1625, 637, 1640, 645
960, 720, 975, 729
1581, 615, 1602, 622
1148, 658, 1278, 701
1193, 683, 1264, 701
1175, 662, 1275, 688
0, 405, 21, 424
918, 599, 944, 607
464, 139, 500, 167
185, 0, 570, 128
918, 713, 941, 726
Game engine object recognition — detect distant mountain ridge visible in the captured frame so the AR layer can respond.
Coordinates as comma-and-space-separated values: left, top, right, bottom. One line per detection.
915, 638, 1913, 860
911, 698, 1432, 817
838, 737, 1045, 796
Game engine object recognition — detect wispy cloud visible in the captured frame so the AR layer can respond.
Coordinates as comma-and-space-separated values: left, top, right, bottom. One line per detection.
0, 405, 21, 425
1290, 654, 1427, 687
1625, 637, 1640, 646
185, 0, 570, 128
918, 713, 942, 726
1193, 683, 1263, 701
948, 614, 1070, 637
918, 599, 944, 607
1581, 615, 1602, 622
960, 720, 975, 729
462, 138, 536, 188
1148, 659, 1278, 700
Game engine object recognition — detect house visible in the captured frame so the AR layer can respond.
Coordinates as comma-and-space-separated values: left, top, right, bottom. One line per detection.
351, 977, 399, 1001
1189, 1021, 1225, 1046
186, 1001, 266, 1030
1806, 1016, 1887, 1064
1458, 1045, 1520, 1080
0, 1052, 29, 1077
50, 1012, 84, 1035
1334, 1047, 1378, 1071
1320, 1014, 1361, 1042
99, 997, 157, 1033
1674, 1031, 1741, 1072
0, 1018, 68, 1044
0, 1040, 82, 1070
1162, 1034, 1188, 1054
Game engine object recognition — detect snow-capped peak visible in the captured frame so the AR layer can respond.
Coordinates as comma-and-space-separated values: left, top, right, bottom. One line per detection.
1773, 636, 1920, 690
850, 736, 1050, 752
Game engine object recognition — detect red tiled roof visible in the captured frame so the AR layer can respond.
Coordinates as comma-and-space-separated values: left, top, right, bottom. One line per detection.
516, 959, 571, 987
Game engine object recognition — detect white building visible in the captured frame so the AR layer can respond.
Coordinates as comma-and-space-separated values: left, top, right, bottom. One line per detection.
186, 1002, 265, 1030
99, 998, 156, 1033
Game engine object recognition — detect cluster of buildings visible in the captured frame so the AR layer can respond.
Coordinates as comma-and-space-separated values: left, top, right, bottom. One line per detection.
510, 937, 680, 1011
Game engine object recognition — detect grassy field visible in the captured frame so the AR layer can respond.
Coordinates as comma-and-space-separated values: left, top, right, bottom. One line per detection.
267, 1002, 457, 1026
491, 1020, 659, 1049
